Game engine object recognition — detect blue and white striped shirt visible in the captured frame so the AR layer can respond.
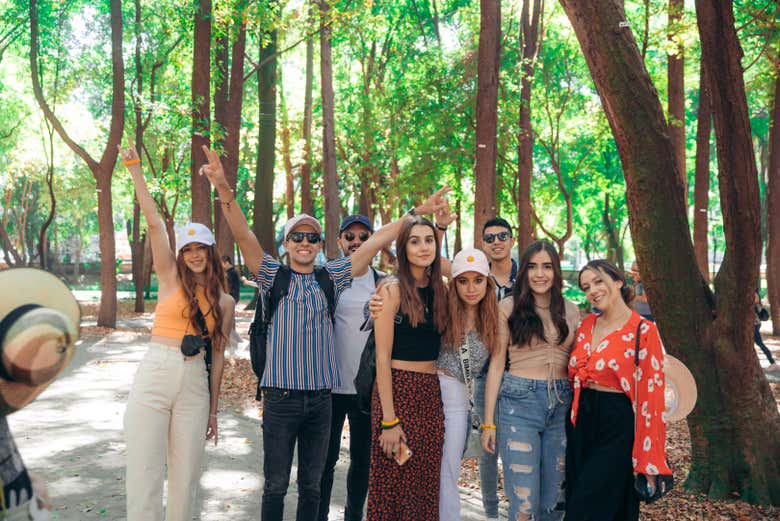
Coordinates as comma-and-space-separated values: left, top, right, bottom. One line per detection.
253, 254, 353, 390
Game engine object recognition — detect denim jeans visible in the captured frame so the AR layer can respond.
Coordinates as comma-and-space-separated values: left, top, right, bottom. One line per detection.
261, 388, 332, 521
498, 374, 571, 521
755, 323, 776, 364
319, 393, 371, 521
439, 373, 471, 520
473, 375, 499, 519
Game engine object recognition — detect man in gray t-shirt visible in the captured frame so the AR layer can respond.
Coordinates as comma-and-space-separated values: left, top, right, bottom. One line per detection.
319, 215, 381, 521
630, 261, 653, 320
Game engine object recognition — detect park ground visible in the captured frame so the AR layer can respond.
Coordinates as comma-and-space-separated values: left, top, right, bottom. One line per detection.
6, 299, 780, 520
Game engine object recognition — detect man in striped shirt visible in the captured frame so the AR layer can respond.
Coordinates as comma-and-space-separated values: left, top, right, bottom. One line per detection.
199, 144, 449, 521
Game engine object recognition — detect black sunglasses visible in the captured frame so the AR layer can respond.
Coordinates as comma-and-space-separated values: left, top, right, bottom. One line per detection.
483, 231, 511, 244
344, 231, 371, 242
287, 232, 322, 244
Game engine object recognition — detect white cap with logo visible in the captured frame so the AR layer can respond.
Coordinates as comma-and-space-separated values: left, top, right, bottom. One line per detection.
451, 248, 491, 278
175, 222, 216, 256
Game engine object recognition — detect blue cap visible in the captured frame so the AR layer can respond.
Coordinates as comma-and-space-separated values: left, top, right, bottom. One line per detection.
339, 214, 373, 234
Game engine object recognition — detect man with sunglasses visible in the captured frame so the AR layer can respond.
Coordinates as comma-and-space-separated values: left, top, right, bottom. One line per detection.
476, 217, 518, 521
198, 144, 449, 521
318, 214, 382, 521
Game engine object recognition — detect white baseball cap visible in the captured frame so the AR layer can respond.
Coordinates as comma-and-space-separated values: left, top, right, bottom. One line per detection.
175, 222, 216, 256
284, 213, 323, 239
451, 248, 490, 278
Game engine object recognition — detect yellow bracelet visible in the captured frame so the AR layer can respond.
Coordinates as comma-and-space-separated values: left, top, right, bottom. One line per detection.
380, 417, 400, 428
123, 158, 140, 166
480, 423, 496, 430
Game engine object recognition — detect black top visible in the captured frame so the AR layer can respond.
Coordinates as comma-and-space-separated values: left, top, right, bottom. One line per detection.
226, 267, 240, 303
391, 286, 441, 362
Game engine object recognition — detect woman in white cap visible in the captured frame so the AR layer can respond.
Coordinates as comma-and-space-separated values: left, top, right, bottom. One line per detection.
436, 247, 499, 520
119, 143, 234, 521
481, 240, 580, 521
566, 259, 672, 520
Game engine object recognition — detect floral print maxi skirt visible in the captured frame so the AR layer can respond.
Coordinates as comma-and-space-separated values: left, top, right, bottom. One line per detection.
367, 368, 444, 521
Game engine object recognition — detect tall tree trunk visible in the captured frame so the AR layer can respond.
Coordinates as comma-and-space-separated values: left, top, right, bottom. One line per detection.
668, 0, 686, 194
559, 0, 780, 503
474, 0, 501, 245
320, 0, 339, 258
130, 0, 145, 312
29, 0, 123, 327
280, 77, 295, 219
214, 4, 247, 259
516, 0, 542, 254
38, 147, 55, 269
301, 5, 315, 216
253, 16, 277, 255
767, 60, 780, 335
693, 62, 711, 283
191, 0, 212, 227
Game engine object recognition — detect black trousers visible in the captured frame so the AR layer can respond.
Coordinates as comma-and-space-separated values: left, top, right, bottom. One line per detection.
755, 324, 776, 364
318, 393, 371, 521
565, 389, 640, 521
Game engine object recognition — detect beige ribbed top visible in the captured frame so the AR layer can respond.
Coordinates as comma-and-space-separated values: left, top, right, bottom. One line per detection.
497, 298, 581, 375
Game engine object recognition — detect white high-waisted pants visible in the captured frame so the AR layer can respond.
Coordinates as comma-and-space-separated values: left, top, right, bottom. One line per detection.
124, 342, 210, 521
438, 372, 471, 521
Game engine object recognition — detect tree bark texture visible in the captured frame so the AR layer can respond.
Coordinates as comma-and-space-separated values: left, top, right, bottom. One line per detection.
214, 6, 247, 259
474, 0, 501, 246
766, 61, 780, 334
320, 0, 340, 259
29, 0, 123, 327
693, 62, 711, 283
280, 81, 295, 219
516, 0, 542, 254
253, 21, 277, 255
668, 0, 686, 194
300, 6, 315, 216
560, 0, 780, 503
191, 0, 212, 227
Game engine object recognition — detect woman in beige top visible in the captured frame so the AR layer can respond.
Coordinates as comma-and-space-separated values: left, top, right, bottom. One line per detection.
481, 240, 580, 521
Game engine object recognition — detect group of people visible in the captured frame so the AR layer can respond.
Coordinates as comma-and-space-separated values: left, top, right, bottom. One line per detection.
119, 141, 674, 521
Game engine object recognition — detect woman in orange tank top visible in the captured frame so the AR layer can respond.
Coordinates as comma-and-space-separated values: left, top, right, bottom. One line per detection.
119, 142, 234, 521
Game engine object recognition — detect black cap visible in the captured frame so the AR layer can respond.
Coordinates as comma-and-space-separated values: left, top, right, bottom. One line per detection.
339, 214, 373, 234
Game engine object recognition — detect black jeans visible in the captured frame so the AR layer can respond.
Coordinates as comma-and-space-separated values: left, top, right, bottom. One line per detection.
318, 393, 371, 521
261, 388, 332, 521
755, 323, 776, 364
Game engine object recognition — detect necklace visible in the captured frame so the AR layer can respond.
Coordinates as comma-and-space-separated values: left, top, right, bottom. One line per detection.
534, 303, 550, 310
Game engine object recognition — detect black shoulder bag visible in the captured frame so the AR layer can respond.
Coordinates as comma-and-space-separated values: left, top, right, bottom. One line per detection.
632, 320, 673, 503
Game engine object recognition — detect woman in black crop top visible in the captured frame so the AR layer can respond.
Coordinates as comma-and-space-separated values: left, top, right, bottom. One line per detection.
366, 216, 449, 521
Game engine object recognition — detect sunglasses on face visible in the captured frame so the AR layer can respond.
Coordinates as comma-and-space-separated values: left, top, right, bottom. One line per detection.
344, 231, 371, 242
287, 232, 322, 244
483, 231, 511, 244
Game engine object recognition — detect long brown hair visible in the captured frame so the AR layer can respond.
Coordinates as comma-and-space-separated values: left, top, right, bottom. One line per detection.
443, 275, 499, 353
395, 217, 448, 332
508, 240, 569, 346
176, 244, 227, 349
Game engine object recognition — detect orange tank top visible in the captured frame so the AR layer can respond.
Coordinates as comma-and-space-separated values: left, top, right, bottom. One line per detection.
151, 285, 217, 340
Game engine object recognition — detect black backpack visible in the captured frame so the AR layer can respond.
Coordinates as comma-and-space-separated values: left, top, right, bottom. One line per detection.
248, 265, 336, 400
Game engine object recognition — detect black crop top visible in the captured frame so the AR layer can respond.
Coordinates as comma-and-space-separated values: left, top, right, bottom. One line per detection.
391, 286, 441, 362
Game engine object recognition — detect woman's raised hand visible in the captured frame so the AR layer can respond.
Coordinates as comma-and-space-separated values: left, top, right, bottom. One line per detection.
435, 198, 457, 228
416, 186, 452, 216
199, 145, 228, 189
117, 136, 141, 172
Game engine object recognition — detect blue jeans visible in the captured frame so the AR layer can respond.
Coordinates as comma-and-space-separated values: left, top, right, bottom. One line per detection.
261, 388, 332, 521
498, 374, 571, 521
473, 375, 499, 518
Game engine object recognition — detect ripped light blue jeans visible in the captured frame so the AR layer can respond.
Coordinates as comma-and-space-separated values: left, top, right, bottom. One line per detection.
498, 374, 571, 521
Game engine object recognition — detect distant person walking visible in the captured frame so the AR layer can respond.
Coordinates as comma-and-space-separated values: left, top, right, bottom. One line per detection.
222, 256, 242, 349
120, 143, 234, 521
629, 261, 653, 321
754, 290, 778, 371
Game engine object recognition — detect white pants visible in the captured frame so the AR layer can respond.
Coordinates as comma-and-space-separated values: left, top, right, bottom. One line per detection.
438, 372, 471, 521
124, 343, 210, 521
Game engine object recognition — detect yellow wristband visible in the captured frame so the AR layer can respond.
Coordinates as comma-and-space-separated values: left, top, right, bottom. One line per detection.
480, 423, 496, 430
123, 158, 140, 166
380, 417, 400, 428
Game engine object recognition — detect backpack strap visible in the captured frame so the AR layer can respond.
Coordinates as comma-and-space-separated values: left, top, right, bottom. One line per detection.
265, 265, 292, 328
314, 266, 336, 324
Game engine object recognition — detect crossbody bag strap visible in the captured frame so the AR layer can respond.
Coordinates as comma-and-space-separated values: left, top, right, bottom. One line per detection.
633, 319, 645, 462
457, 333, 477, 422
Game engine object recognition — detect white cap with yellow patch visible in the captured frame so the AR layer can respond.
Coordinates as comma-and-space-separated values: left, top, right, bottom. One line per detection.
451, 248, 490, 278
175, 222, 216, 256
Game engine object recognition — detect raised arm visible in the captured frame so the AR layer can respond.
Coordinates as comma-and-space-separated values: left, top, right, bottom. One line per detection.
199, 146, 264, 275
119, 142, 177, 289
350, 186, 452, 275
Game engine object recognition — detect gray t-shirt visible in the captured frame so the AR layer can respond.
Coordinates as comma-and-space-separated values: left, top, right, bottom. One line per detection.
633, 282, 652, 316
333, 269, 377, 394
437, 331, 491, 385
